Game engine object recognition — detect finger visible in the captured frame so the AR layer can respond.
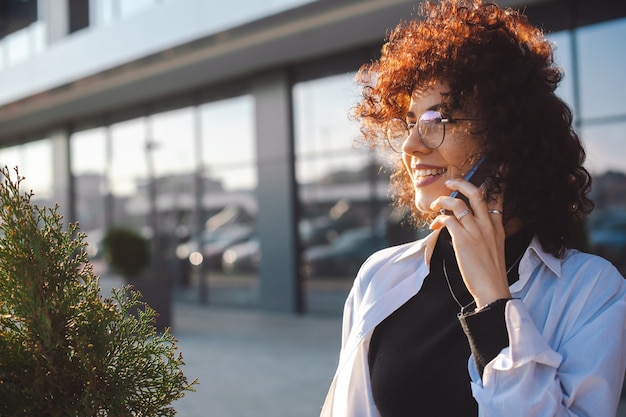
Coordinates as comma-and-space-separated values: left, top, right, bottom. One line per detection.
429, 197, 482, 237
430, 211, 470, 237
445, 178, 489, 216
430, 195, 470, 215
485, 192, 505, 224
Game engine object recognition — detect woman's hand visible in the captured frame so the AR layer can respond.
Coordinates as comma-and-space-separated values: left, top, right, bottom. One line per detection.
429, 178, 511, 309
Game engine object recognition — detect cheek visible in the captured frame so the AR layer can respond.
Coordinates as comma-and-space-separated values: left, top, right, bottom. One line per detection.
440, 140, 484, 176
402, 155, 412, 176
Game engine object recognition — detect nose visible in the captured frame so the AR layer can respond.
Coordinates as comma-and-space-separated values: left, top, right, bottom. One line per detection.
402, 128, 432, 155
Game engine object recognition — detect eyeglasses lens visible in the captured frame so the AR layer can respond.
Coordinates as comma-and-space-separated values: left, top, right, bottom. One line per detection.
418, 110, 444, 148
385, 111, 446, 153
386, 119, 408, 152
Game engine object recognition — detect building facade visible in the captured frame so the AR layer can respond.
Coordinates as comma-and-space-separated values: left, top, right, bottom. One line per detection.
1, 0, 625, 314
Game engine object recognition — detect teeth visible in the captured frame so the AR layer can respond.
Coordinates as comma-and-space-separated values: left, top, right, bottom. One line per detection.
415, 168, 446, 178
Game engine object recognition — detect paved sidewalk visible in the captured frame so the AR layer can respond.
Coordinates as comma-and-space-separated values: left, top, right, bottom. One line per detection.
171, 303, 341, 417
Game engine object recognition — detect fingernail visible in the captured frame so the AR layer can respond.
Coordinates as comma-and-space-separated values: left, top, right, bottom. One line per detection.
445, 179, 454, 186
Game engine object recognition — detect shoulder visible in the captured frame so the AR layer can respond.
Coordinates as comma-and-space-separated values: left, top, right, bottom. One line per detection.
538, 249, 626, 324
561, 249, 625, 283
528, 239, 624, 293
524, 247, 626, 333
560, 249, 626, 296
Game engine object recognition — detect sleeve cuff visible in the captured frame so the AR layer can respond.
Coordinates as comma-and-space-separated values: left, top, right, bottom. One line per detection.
459, 298, 511, 377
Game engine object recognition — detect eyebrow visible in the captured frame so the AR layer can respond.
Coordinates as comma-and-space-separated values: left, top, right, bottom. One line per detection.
406, 103, 440, 120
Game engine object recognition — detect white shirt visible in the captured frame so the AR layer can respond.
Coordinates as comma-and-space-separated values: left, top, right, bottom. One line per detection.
320, 230, 626, 417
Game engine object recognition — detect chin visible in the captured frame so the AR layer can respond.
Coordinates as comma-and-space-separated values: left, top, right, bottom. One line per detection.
414, 198, 436, 216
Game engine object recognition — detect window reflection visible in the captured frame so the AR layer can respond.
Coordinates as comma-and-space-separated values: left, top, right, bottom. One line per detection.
545, 22, 626, 278
110, 118, 148, 199
294, 73, 414, 306
71, 128, 108, 274
577, 17, 626, 120
0, 139, 53, 204
546, 31, 575, 114
172, 95, 260, 305
145, 108, 196, 290
294, 73, 360, 158
583, 121, 626, 272
71, 127, 108, 231
201, 96, 256, 176
68, 98, 260, 306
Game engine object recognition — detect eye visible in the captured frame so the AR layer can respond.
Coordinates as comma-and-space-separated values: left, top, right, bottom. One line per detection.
419, 110, 444, 124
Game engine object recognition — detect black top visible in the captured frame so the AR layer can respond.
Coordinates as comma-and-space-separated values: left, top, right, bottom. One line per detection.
368, 228, 532, 417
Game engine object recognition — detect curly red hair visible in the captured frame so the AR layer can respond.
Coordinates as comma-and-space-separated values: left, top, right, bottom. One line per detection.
353, 0, 592, 257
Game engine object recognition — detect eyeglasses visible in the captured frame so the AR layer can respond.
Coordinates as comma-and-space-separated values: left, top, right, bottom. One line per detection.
385, 110, 479, 153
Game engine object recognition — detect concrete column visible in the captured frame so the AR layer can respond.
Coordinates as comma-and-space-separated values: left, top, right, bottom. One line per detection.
50, 129, 72, 225
252, 69, 302, 313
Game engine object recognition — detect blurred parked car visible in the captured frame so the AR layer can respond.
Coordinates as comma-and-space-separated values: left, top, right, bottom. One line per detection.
302, 226, 388, 278
299, 200, 369, 248
221, 237, 260, 274
299, 216, 338, 247
175, 204, 256, 271
176, 225, 254, 270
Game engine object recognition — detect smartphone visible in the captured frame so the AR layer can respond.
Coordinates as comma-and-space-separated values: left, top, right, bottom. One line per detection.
449, 156, 489, 208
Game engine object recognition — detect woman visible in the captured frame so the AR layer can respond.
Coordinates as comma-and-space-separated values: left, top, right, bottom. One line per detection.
320, 1, 626, 416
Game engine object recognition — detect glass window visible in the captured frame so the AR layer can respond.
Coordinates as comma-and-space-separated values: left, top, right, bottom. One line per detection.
151, 108, 195, 178
71, 127, 108, 273
294, 73, 367, 193
581, 123, 626, 177
190, 95, 258, 306
0, 0, 37, 38
71, 127, 108, 231
561, 17, 626, 275
577, 17, 626, 121
0, 139, 53, 204
72, 127, 107, 175
109, 117, 149, 232
584, 121, 626, 273
201, 95, 256, 190
294, 73, 402, 314
546, 31, 575, 115
148, 107, 197, 288
110, 118, 148, 199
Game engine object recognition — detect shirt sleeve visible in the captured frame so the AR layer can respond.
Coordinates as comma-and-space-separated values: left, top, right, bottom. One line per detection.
469, 295, 626, 417
458, 299, 510, 377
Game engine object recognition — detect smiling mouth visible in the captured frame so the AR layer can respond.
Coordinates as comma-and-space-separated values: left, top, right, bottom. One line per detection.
414, 167, 447, 180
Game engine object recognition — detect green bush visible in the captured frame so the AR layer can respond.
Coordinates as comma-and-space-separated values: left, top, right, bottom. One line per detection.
102, 226, 151, 280
0, 167, 196, 416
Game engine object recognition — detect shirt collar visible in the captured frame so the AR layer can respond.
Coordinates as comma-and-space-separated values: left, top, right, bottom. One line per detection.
525, 235, 561, 277
393, 228, 440, 265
